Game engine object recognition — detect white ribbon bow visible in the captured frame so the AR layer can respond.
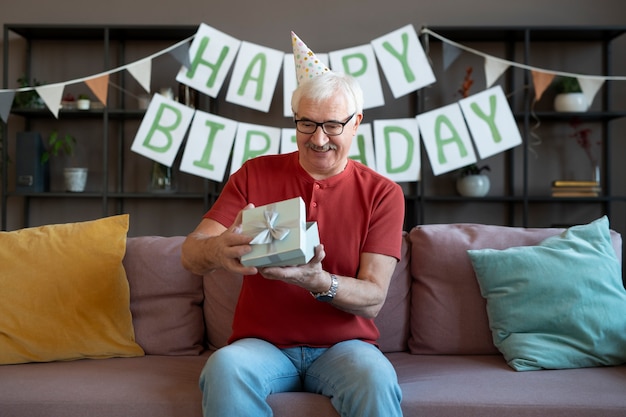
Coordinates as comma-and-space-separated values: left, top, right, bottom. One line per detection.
249, 210, 290, 245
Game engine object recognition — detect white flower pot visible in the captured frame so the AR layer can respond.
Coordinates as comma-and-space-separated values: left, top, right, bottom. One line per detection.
64, 167, 88, 192
77, 99, 90, 110
457, 175, 490, 197
554, 93, 587, 112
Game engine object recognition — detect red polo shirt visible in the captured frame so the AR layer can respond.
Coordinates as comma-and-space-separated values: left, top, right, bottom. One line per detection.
205, 152, 405, 347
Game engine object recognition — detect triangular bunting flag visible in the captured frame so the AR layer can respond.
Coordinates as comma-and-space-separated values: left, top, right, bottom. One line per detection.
577, 76, 604, 110
85, 74, 109, 106
442, 42, 462, 71
170, 41, 191, 69
35, 84, 65, 118
531, 70, 556, 101
484, 56, 510, 88
0, 90, 16, 123
127, 58, 152, 93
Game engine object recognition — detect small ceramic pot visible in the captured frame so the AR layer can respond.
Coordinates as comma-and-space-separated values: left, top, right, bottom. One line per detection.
77, 99, 90, 110
554, 93, 587, 112
457, 175, 490, 197
64, 167, 88, 192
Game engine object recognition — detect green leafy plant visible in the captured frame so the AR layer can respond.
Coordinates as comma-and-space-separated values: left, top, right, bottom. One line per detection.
13, 76, 44, 108
78, 94, 90, 100
41, 131, 77, 165
553, 76, 582, 94
459, 163, 490, 177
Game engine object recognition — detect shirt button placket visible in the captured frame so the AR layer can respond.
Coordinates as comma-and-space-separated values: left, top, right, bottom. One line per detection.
311, 183, 321, 210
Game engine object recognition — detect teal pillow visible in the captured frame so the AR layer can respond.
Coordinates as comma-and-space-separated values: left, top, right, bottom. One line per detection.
467, 216, 626, 371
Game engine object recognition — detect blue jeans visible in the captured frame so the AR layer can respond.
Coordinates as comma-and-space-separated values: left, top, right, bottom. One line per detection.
199, 338, 403, 417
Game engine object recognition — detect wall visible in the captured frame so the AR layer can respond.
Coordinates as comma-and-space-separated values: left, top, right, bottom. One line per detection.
1, 0, 625, 236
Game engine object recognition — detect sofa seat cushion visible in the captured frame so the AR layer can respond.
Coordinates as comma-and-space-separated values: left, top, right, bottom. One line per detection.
0, 355, 207, 417
408, 222, 622, 355
124, 236, 205, 355
388, 353, 626, 417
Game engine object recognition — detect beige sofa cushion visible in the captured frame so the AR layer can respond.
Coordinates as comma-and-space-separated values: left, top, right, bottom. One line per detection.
124, 236, 205, 355
407, 223, 622, 355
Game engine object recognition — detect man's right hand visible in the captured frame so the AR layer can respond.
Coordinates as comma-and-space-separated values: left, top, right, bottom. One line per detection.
181, 204, 258, 276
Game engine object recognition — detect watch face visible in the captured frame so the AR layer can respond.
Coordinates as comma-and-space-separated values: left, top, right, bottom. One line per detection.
316, 294, 334, 302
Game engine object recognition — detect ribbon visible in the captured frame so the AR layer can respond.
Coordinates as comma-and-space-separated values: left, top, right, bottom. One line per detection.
248, 209, 290, 245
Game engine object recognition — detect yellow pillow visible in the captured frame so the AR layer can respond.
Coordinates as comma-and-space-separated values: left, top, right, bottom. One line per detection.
0, 214, 144, 364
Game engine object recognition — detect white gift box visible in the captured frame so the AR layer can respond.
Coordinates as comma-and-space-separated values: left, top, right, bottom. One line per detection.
240, 197, 319, 267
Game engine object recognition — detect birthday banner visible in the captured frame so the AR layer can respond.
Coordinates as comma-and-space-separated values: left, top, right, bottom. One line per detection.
131, 23, 519, 183
4, 24, 623, 182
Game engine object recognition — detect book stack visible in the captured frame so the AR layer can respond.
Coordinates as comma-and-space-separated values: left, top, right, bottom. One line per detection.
551, 180, 601, 197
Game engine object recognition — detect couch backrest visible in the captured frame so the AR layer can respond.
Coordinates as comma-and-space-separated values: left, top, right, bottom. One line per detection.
407, 223, 622, 355
202, 232, 413, 353
124, 236, 205, 356
122, 225, 622, 357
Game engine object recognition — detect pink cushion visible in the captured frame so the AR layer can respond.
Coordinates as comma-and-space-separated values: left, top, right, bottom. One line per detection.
374, 232, 411, 353
203, 233, 411, 352
407, 223, 622, 355
203, 270, 242, 351
124, 236, 205, 355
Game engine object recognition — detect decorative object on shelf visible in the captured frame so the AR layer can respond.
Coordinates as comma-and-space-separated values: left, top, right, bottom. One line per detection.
552, 76, 587, 112
15, 131, 49, 193
61, 93, 76, 110
41, 131, 88, 192
551, 180, 600, 197
159, 87, 174, 100
457, 66, 474, 98
570, 117, 601, 185
149, 162, 175, 193
63, 167, 88, 192
13, 76, 44, 109
76, 94, 91, 110
137, 94, 151, 110
456, 164, 491, 197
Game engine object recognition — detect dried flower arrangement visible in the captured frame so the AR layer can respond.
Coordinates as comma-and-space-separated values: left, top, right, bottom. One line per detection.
568, 117, 600, 169
457, 66, 474, 98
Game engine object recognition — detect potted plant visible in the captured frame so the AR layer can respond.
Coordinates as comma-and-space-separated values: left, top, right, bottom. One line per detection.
13, 76, 45, 109
456, 164, 491, 197
77, 94, 91, 110
41, 131, 88, 192
552, 76, 587, 112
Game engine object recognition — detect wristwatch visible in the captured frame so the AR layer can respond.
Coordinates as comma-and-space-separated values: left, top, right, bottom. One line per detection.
311, 274, 338, 302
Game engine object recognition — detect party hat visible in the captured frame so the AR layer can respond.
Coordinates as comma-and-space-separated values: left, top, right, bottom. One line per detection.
291, 31, 330, 84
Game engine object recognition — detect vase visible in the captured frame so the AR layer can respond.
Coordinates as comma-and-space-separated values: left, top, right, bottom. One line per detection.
64, 167, 88, 192
150, 162, 175, 193
554, 93, 587, 112
457, 175, 490, 197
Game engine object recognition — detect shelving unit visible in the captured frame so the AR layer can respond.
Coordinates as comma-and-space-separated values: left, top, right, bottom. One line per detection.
1, 24, 223, 234
412, 26, 626, 242
1, 25, 625, 249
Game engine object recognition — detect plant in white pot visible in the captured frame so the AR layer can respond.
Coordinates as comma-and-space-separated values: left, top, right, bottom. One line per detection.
456, 164, 491, 197
41, 131, 88, 192
552, 76, 587, 112
77, 94, 91, 110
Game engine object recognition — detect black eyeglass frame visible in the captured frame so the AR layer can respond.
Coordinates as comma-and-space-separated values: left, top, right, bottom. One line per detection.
293, 113, 356, 136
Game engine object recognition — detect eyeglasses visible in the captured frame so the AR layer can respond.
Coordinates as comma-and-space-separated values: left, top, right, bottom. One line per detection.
294, 113, 355, 136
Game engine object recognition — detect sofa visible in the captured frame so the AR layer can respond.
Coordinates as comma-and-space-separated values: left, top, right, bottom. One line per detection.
1, 215, 626, 417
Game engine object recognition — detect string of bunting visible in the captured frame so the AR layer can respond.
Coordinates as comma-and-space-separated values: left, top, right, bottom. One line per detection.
1, 25, 624, 183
